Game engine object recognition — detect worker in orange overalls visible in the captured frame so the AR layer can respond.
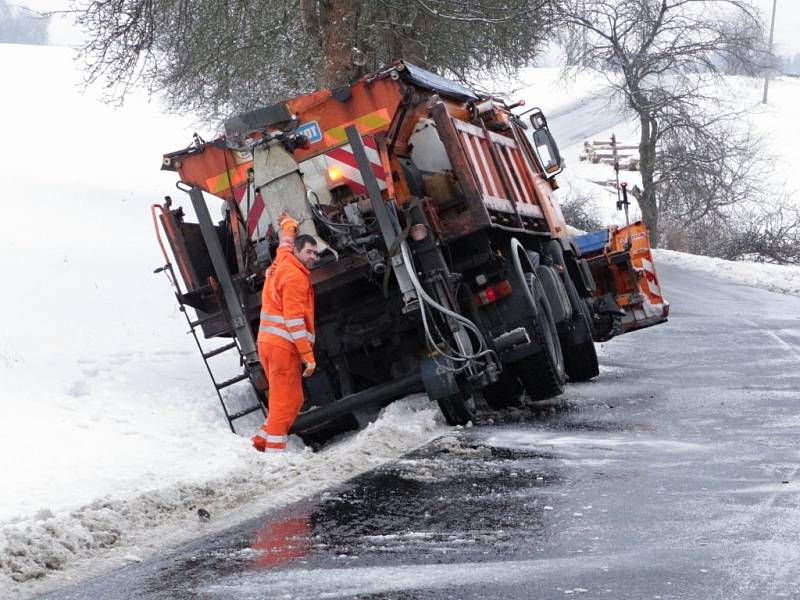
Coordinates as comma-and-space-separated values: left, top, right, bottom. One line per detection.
252, 213, 318, 453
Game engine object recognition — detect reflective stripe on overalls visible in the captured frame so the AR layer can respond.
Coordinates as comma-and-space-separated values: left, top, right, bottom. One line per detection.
258, 312, 315, 345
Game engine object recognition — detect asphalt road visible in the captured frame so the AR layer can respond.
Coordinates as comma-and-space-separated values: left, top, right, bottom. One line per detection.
42, 262, 800, 599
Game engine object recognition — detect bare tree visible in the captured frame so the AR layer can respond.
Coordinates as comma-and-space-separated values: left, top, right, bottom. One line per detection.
560, 189, 604, 232
716, 9, 770, 76
559, 0, 767, 245
657, 118, 766, 224
662, 195, 800, 265
719, 197, 800, 264
72, 0, 556, 121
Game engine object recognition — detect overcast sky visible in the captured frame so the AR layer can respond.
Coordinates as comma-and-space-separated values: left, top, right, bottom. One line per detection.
752, 0, 800, 56
14, 0, 800, 57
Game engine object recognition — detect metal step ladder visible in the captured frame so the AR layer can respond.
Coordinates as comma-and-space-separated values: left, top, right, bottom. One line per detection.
152, 191, 267, 435
179, 300, 266, 434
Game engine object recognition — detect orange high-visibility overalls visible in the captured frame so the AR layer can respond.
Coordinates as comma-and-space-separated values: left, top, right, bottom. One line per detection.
253, 224, 315, 452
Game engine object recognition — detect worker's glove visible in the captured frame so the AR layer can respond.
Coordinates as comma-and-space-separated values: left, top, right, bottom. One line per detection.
301, 352, 316, 377
278, 212, 298, 234
302, 361, 316, 378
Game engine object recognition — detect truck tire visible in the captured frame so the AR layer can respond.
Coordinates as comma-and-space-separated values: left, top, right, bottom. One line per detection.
482, 371, 523, 410
515, 272, 566, 400
563, 299, 599, 382
437, 392, 476, 426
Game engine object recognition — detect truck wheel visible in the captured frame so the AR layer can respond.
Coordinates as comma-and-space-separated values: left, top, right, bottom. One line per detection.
563, 301, 599, 382
482, 372, 523, 410
516, 272, 566, 400
437, 392, 476, 426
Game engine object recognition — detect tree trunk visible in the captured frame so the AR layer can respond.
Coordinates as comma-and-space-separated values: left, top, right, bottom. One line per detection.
316, 0, 359, 88
637, 113, 660, 246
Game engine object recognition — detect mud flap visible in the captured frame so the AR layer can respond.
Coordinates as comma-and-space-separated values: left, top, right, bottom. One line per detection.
420, 357, 476, 426
420, 357, 460, 402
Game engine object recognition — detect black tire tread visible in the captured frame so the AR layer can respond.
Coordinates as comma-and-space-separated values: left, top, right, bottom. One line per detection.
437, 393, 475, 425
562, 293, 599, 382
517, 349, 565, 400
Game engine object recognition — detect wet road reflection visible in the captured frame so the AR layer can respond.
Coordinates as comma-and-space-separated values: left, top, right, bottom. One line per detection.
250, 514, 310, 570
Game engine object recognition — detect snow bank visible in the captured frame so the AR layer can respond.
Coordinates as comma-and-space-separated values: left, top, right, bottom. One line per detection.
508, 66, 612, 117
728, 74, 800, 200
654, 249, 800, 297
0, 395, 445, 597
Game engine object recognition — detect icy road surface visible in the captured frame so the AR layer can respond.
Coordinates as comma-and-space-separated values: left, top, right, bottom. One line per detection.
38, 262, 800, 599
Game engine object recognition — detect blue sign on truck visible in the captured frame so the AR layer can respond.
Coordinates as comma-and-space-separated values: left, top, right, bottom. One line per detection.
297, 121, 322, 144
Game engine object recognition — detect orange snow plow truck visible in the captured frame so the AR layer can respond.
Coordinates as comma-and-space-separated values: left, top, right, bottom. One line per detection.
152, 60, 668, 439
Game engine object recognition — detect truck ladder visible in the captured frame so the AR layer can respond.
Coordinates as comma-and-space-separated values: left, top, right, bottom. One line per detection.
178, 296, 266, 433
152, 201, 266, 435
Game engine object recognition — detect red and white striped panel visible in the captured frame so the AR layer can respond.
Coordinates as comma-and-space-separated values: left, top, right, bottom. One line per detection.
640, 257, 662, 298
324, 136, 388, 195
233, 185, 271, 240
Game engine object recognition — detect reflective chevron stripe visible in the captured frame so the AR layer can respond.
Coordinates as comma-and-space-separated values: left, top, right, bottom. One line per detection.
640, 258, 661, 297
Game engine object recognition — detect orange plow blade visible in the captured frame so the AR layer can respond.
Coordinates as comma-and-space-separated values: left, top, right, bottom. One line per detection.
580, 221, 669, 336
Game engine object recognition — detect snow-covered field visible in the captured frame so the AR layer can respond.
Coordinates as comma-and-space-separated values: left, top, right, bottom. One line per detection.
2, 43, 799, 599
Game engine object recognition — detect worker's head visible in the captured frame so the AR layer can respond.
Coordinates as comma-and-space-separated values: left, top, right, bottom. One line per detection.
293, 234, 318, 269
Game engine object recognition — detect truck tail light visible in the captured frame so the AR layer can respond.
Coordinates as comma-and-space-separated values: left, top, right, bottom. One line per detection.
326, 165, 344, 185
475, 280, 513, 306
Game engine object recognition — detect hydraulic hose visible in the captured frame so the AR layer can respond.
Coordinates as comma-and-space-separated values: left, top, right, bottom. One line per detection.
400, 241, 492, 371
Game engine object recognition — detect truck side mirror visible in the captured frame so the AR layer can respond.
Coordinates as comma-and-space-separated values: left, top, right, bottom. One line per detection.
529, 109, 563, 178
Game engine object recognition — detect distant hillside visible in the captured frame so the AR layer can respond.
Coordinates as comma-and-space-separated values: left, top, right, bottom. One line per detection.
0, 0, 48, 45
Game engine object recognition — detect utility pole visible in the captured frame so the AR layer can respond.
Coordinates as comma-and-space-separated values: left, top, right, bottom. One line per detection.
762, 0, 777, 104
581, 0, 587, 63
